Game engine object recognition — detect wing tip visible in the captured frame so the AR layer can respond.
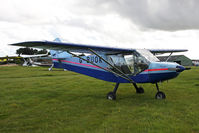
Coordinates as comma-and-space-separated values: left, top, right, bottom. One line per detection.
150, 49, 188, 53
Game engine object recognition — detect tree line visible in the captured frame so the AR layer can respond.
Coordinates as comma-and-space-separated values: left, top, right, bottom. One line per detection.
16, 48, 49, 56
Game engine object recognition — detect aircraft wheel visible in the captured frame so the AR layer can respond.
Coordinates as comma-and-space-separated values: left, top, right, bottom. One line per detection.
136, 87, 144, 94
155, 91, 166, 99
107, 92, 116, 100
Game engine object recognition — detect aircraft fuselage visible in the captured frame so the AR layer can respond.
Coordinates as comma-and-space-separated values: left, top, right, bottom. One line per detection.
52, 55, 184, 83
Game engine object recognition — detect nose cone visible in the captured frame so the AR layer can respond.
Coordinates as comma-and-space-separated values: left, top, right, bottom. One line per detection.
176, 65, 185, 72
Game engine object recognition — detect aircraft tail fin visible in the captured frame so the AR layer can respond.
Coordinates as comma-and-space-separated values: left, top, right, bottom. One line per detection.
53, 38, 61, 42
50, 38, 72, 59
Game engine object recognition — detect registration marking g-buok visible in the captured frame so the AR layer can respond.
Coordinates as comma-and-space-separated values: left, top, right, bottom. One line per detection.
79, 56, 103, 64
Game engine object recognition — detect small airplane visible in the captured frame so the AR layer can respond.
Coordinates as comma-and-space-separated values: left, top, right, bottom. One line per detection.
0, 58, 7, 63
10, 39, 190, 100
0, 54, 49, 66
20, 54, 49, 67
0, 56, 22, 65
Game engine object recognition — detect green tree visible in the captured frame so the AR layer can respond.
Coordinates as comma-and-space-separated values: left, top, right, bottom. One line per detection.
16, 48, 47, 55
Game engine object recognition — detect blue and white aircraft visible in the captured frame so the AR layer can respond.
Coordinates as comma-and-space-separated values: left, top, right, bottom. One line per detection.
10, 39, 189, 100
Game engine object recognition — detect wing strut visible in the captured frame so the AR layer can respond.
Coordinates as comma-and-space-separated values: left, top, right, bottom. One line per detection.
88, 48, 135, 83
66, 51, 134, 82
165, 52, 173, 62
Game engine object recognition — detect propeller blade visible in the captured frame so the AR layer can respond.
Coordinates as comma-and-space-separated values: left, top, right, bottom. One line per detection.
185, 67, 191, 70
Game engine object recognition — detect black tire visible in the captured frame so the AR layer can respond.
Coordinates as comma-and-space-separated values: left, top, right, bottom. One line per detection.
136, 87, 144, 94
107, 92, 116, 100
155, 91, 166, 99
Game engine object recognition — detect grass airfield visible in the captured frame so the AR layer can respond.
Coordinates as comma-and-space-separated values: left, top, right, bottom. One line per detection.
0, 66, 198, 133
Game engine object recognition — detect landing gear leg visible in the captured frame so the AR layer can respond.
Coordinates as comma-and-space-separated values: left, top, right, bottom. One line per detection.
107, 83, 120, 100
132, 83, 144, 93
155, 83, 166, 99
49, 64, 54, 71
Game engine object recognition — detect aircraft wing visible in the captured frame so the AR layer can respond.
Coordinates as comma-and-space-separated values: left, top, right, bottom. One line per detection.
10, 41, 188, 55
149, 49, 188, 54
10, 41, 135, 55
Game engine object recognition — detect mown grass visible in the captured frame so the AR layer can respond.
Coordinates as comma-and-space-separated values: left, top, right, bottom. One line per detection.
0, 66, 198, 133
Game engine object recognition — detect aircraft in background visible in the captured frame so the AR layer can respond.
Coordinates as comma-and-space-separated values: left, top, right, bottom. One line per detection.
20, 54, 49, 67
0, 54, 50, 67
10, 40, 190, 100
0, 56, 22, 65
0, 58, 7, 64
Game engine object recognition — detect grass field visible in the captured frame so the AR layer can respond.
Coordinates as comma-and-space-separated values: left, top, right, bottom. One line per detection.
0, 66, 198, 133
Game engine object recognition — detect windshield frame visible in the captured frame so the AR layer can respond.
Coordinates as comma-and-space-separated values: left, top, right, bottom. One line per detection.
107, 49, 158, 76
135, 49, 159, 63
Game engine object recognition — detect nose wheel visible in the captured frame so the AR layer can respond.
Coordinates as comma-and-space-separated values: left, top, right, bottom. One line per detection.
107, 92, 116, 100
155, 83, 166, 99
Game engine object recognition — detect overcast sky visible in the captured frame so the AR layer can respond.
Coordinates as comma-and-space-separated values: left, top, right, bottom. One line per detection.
1, 0, 199, 59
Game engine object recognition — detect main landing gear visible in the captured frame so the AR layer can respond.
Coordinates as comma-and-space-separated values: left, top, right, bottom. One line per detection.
106, 82, 145, 100
155, 83, 166, 99
132, 83, 144, 94
107, 83, 119, 100
107, 82, 166, 100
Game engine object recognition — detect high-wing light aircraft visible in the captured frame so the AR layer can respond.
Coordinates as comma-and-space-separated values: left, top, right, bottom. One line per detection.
10, 40, 189, 100
20, 54, 49, 67
0, 54, 49, 66
0, 56, 21, 64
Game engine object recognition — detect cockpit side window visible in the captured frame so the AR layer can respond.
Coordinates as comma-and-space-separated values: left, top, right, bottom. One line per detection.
124, 53, 149, 75
108, 55, 132, 74
108, 52, 149, 75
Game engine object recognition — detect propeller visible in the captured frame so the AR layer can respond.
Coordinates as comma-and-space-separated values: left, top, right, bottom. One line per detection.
185, 67, 191, 70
